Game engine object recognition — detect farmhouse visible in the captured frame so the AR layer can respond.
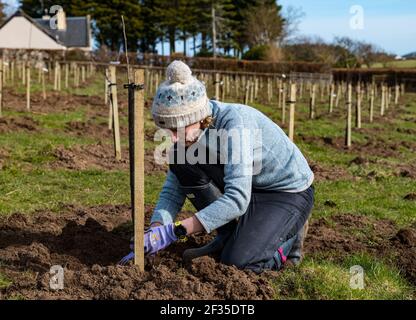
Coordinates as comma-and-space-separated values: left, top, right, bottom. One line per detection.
0, 9, 92, 51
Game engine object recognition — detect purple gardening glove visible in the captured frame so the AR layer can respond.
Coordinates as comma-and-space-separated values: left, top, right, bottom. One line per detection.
119, 223, 178, 265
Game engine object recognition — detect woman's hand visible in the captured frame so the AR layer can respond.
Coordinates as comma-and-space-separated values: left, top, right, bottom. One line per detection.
144, 224, 177, 255
119, 223, 177, 265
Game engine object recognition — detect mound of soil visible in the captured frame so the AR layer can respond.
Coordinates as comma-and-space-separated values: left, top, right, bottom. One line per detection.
0, 205, 274, 300
0, 116, 39, 133
308, 161, 352, 181
299, 134, 415, 158
51, 144, 167, 173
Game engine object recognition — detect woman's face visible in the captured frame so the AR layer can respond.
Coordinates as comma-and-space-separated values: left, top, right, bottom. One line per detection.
170, 121, 202, 147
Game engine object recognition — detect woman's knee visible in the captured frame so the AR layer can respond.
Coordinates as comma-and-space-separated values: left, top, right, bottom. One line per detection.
220, 244, 251, 269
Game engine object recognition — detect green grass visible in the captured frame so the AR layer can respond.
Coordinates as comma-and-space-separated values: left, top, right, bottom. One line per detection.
0, 274, 11, 290
369, 59, 416, 69
274, 254, 414, 300
314, 178, 416, 226
0, 168, 171, 215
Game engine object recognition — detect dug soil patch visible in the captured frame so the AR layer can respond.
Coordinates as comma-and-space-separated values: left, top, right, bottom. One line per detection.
0, 205, 273, 300
1, 206, 415, 299
0, 116, 39, 134
50, 144, 167, 173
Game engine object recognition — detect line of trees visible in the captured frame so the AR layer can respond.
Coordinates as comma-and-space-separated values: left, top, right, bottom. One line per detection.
284, 36, 395, 68
18, 0, 294, 58
14, 0, 394, 68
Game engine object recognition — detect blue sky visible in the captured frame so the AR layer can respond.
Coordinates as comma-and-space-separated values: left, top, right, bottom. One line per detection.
278, 0, 416, 55
3, 0, 416, 55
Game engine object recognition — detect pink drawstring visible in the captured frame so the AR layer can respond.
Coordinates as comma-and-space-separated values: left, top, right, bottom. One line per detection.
277, 247, 287, 264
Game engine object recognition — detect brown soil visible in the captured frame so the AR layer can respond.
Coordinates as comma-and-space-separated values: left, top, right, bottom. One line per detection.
50, 144, 167, 173
0, 116, 39, 133
298, 133, 416, 159
0, 205, 274, 300
308, 161, 352, 181
64, 120, 128, 140
3, 87, 113, 117
1, 206, 415, 300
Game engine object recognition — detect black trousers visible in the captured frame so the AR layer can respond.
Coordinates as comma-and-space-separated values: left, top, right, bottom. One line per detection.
170, 148, 314, 273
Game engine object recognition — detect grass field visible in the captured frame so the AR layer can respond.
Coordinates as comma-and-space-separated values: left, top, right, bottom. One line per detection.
0, 70, 415, 299
368, 59, 416, 69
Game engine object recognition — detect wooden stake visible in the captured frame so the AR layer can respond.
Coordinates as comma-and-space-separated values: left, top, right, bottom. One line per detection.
309, 83, 316, 119
26, 65, 31, 111
58, 63, 61, 91
288, 83, 296, 141
54, 61, 58, 90
244, 80, 250, 105
355, 82, 361, 128
335, 83, 341, 108
394, 83, 399, 106
22, 61, 26, 85
42, 69, 46, 100
369, 83, 374, 123
380, 84, 385, 116
282, 82, 286, 124
345, 83, 352, 148
109, 65, 121, 160
329, 83, 335, 113
65, 63, 69, 89
0, 59, 3, 117
133, 68, 145, 270
11, 60, 14, 84
215, 73, 220, 100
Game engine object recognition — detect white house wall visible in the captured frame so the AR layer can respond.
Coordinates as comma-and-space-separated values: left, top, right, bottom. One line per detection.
0, 16, 66, 50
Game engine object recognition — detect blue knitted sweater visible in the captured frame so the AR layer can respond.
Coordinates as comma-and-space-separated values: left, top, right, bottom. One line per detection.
150, 100, 314, 233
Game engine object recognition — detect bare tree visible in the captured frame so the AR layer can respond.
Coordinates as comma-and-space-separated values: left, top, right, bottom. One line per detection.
244, 1, 284, 47
280, 5, 305, 45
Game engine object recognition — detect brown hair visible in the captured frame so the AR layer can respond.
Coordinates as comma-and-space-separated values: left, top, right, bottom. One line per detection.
200, 116, 215, 129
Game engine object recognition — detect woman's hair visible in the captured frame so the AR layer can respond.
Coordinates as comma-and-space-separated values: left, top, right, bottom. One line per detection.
200, 116, 215, 129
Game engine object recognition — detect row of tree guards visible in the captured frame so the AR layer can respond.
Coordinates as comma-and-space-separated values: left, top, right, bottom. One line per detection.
0, 59, 408, 147
140, 66, 406, 146
0, 58, 97, 116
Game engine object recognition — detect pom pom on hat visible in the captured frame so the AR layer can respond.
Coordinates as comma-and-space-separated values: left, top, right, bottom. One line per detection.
166, 60, 192, 84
